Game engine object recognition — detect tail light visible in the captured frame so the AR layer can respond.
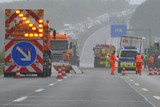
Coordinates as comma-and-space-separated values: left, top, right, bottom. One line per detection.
43, 62, 47, 65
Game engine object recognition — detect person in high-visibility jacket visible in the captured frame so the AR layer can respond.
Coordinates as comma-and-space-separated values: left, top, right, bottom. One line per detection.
110, 50, 118, 75
143, 54, 148, 68
135, 53, 143, 75
149, 55, 154, 69
106, 53, 110, 68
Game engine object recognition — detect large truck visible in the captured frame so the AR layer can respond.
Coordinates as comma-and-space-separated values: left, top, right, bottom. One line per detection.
50, 33, 72, 72
117, 36, 143, 73
93, 44, 115, 68
4, 9, 53, 77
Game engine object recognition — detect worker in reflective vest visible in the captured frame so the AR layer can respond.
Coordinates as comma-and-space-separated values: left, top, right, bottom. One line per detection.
106, 53, 110, 68
149, 55, 154, 69
110, 50, 118, 75
143, 54, 148, 68
135, 53, 143, 75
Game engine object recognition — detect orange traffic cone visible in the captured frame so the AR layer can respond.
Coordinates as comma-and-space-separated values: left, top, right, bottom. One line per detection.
158, 66, 160, 75
149, 65, 153, 75
122, 65, 126, 75
62, 64, 67, 76
56, 65, 63, 79
154, 65, 157, 75
16, 65, 21, 78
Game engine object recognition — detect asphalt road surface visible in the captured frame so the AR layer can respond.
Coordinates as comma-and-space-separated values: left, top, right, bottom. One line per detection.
0, 69, 154, 107
0, 25, 159, 107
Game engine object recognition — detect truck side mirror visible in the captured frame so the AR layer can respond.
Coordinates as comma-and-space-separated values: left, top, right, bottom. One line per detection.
53, 30, 56, 39
70, 42, 72, 49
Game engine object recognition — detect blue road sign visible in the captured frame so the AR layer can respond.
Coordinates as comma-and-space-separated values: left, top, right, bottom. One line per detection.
111, 25, 127, 37
12, 41, 37, 66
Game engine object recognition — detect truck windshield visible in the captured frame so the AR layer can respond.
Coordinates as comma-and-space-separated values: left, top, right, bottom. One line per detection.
121, 51, 137, 57
50, 40, 68, 50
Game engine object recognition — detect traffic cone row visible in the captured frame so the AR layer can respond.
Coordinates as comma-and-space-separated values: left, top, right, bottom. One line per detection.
16, 65, 21, 78
122, 65, 126, 75
148, 65, 160, 75
56, 64, 67, 79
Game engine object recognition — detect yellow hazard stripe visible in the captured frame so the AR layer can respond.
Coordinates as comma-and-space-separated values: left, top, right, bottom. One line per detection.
120, 62, 136, 67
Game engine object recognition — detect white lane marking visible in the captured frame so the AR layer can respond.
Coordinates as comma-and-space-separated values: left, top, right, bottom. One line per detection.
141, 88, 149, 92
48, 83, 55, 86
122, 78, 156, 107
35, 89, 44, 92
13, 96, 28, 102
130, 79, 133, 82
153, 96, 160, 100
58, 80, 62, 82
135, 83, 140, 86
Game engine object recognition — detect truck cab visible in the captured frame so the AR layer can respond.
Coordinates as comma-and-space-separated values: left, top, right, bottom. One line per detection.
50, 33, 71, 72
118, 47, 139, 73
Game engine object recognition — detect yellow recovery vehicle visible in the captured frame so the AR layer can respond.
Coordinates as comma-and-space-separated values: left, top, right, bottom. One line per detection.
93, 44, 115, 68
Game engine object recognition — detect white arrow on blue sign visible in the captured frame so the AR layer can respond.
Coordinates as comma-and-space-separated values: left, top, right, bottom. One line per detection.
12, 41, 37, 66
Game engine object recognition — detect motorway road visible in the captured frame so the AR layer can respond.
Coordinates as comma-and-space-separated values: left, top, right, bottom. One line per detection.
0, 25, 159, 107
0, 69, 154, 107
